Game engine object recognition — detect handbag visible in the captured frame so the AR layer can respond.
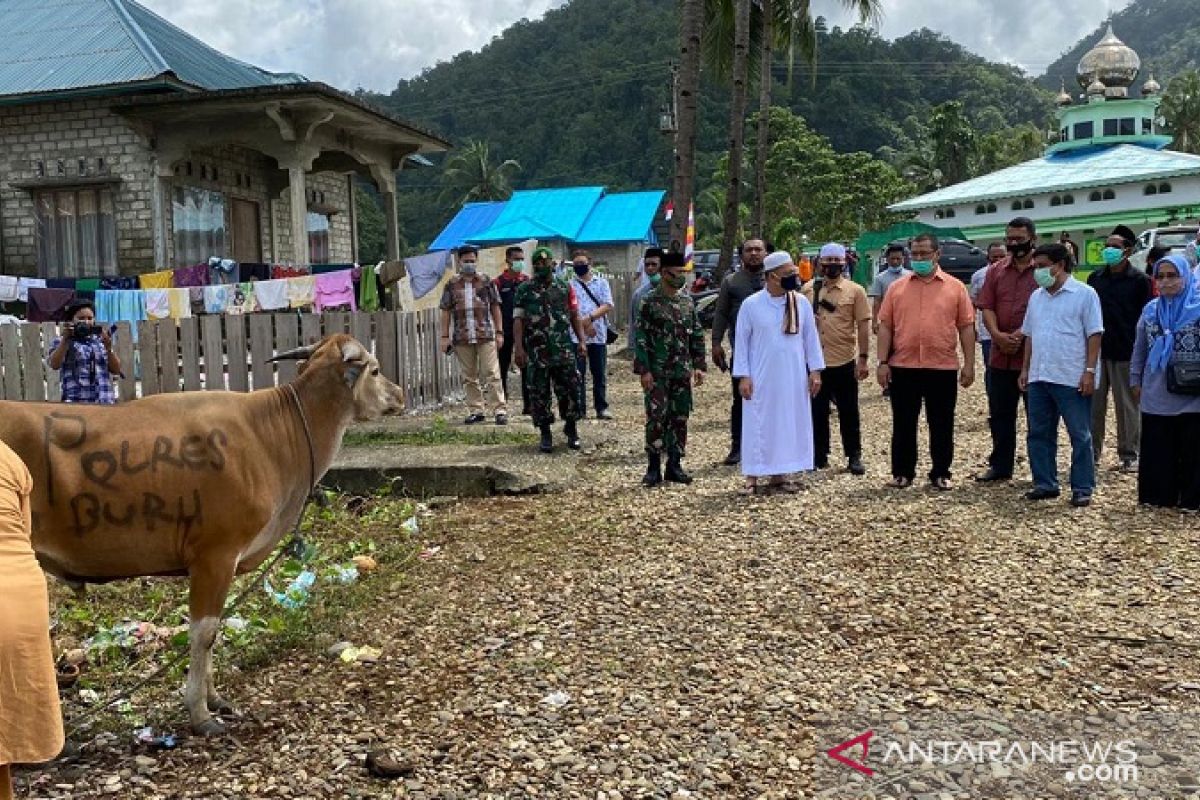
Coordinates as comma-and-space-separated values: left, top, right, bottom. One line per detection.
1167, 360, 1200, 395
575, 278, 620, 345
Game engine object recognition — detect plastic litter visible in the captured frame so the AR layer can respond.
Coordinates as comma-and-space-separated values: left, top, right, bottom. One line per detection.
224, 616, 249, 632
337, 644, 382, 663
402, 516, 419, 534
419, 546, 442, 561
540, 690, 571, 709
264, 569, 316, 608
134, 726, 178, 751
329, 565, 359, 585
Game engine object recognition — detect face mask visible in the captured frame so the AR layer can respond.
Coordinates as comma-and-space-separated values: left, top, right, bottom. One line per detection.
663, 272, 687, 290
510, 260, 525, 272
573, 263, 589, 277
1102, 246, 1126, 266
1007, 241, 1033, 259
648, 273, 662, 286
534, 263, 552, 278
780, 274, 800, 292
1034, 266, 1055, 289
822, 263, 844, 279
460, 262, 477, 275
887, 263, 903, 273
911, 260, 935, 277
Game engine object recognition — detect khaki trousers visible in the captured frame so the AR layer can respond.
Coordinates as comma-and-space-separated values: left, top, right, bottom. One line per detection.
1091, 359, 1140, 462
455, 341, 506, 414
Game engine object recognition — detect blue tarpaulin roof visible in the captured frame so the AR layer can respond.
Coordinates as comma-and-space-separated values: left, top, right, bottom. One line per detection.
428, 201, 506, 251
470, 187, 605, 244
575, 190, 665, 244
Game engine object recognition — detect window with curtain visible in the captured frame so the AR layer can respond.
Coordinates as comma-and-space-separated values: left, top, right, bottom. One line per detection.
307, 212, 331, 264
172, 186, 228, 266
34, 187, 117, 278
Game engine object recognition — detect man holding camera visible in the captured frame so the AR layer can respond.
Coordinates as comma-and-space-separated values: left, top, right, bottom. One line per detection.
803, 243, 870, 474
47, 299, 120, 404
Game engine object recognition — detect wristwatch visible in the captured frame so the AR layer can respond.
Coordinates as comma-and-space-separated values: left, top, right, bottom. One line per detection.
1084, 366, 1097, 374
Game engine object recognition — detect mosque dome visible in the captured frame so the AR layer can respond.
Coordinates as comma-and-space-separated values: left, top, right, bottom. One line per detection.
1142, 71, 1161, 96
1055, 78, 1073, 107
1076, 23, 1140, 96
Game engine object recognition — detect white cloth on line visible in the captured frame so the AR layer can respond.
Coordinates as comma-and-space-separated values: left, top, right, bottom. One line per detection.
254, 279, 289, 310
17, 277, 46, 302
0, 276, 18, 302
144, 288, 170, 320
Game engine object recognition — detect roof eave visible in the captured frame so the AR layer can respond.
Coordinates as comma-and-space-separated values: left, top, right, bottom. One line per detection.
0, 75, 196, 107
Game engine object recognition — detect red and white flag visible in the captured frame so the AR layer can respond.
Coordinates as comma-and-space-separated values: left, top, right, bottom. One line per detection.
664, 199, 674, 222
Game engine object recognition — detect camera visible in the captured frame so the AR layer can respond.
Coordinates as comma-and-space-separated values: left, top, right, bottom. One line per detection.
71, 322, 101, 339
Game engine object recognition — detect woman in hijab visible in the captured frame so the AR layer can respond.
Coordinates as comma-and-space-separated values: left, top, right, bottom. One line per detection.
1129, 254, 1200, 509
0, 440, 63, 798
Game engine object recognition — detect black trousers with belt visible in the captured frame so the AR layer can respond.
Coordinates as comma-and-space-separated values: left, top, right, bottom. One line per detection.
813, 360, 862, 463
985, 367, 1024, 477
889, 366, 958, 482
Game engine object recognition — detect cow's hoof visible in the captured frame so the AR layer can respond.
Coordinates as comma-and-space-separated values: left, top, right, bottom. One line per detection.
206, 695, 236, 715
193, 717, 227, 737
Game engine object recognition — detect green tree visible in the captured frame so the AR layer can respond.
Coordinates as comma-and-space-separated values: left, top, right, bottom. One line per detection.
438, 140, 521, 206
927, 101, 975, 186
673, 0, 706, 250
1162, 70, 1200, 154
355, 185, 388, 264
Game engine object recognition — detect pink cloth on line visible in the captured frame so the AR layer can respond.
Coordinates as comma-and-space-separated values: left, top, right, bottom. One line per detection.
314, 269, 357, 312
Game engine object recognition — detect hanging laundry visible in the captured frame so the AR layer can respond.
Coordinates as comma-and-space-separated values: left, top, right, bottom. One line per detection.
403, 251, 451, 299
203, 284, 231, 314
226, 282, 257, 315
239, 263, 271, 282
17, 277, 46, 302
312, 263, 355, 276
254, 279, 289, 311
138, 270, 174, 290
287, 275, 316, 309
144, 289, 170, 320
208, 258, 239, 285
188, 287, 206, 316
99, 276, 138, 290
378, 260, 406, 286
314, 269, 356, 312
271, 265, 307, 280
26, 288, 76, 322
75, 278, 101, 293
95, 290, 147, 326
46, 278, 76, 289
358, 266, 380, 312
166, 288, 192, 319
172, 263, 209, 288
0, 276, 18, 303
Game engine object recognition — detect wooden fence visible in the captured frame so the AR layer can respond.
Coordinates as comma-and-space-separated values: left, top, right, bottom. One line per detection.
0, 309, 464, 409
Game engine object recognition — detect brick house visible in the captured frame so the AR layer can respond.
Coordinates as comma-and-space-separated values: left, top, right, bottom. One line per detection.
0, 0, 446, 280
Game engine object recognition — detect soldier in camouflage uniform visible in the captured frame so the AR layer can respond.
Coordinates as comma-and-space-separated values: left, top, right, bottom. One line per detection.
514, 246, 588, 453
633, 251, 706, 486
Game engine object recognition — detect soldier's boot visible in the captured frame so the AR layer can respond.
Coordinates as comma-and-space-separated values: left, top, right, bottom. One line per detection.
564, 418, 582, 450
642, 453, 663, 488
665, 449, 693, 484
538, 422, 554, 453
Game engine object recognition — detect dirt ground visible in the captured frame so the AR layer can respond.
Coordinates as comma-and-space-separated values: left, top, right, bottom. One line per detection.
19, 353, 1200, 799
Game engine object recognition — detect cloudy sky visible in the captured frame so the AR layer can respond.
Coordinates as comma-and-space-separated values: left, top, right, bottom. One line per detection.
141, 0, 1134, 94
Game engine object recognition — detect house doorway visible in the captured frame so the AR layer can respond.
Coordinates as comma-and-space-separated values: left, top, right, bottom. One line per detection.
231, 198, 262, 263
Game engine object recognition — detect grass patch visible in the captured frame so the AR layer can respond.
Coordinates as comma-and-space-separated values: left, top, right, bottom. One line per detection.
344, 416, 536, 447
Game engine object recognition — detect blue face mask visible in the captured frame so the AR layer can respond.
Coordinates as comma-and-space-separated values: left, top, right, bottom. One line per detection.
888, 263, 903, 273
1034, 266, 1055, 288
1102, 246, 1126, 266
911, 260, 935, 277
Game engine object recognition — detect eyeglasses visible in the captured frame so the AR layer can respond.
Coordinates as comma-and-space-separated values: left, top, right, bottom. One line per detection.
1155, 274, 1182, 281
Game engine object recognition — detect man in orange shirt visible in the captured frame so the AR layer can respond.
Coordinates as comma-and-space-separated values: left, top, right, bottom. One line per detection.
877, 233, 977, 489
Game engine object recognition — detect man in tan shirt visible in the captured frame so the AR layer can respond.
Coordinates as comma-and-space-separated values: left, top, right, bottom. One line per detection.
803, 243, 871, 474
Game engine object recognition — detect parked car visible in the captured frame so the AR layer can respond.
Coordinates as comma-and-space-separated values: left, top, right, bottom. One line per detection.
936, 239, 989, 283
1131, 225, 1198, 271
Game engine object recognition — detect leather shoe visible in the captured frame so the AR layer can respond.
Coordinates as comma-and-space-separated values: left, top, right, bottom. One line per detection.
1070, 492, 1092, 507
1024, 488, 1061, 501
848, 457, 866, 476
974, 468, 1012, 482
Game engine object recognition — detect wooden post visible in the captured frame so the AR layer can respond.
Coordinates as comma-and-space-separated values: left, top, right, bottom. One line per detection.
137, 320, 160, 396
201, 316, 224, 391
111, 322, 133, 401
249, 314, 274, 389
274, 314, 300, 384
226, 315, 249, 391
180, 318, 201, 391
19, 323, 45, 401
156, 320, 180, 393
0, 324, 23, 400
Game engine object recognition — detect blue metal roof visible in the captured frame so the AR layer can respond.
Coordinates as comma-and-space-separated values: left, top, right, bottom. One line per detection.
428, 201, 505, 251
575, 190, 664, 244
0, 0, 305, 100
471, 187, 605, 244
891, 144, 1200, 212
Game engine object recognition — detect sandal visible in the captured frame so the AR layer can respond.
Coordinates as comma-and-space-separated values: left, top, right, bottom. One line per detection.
888, 476, 912, 489
770, 480, 801, 494
930, 477, 954, 491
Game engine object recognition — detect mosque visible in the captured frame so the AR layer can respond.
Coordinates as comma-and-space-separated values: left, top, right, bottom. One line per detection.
888, 24, 1200, 268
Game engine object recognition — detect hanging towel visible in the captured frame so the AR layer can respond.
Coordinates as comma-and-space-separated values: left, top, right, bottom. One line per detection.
172, 263, 209, 288
404, 251, 451, 299
26, 288, 75, 322
116, 290, 147, 324
358, 268, 380, 312
287, 275, 316, 309
100, 276, 138, 290
314, 269, 356, 312
17, 277, 46, 302
0, 275, 18, 303
166, 288, 192, 319
75, 278, 101, 293
144, 289, 170, 320
272, 264, 308, 279
94, 290, 119, 324
239, 263, 271, 282
138, 270, 174, 289
254, 279, 289, 311
226, 282, 257, 315
203, 284, 231, 314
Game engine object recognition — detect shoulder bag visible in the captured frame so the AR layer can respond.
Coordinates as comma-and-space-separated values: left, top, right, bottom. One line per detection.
575, 279, 620, 345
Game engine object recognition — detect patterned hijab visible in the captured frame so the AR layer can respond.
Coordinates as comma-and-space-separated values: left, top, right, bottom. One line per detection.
1145, 254, 1200, 372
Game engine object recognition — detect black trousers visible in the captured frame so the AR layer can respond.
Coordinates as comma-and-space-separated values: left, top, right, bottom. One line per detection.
813, 360, 862, 462
730, 374, 743, 450
986, 367, 1024, 477
889, 367, 958, 482
497, 333, 528, 412
1139, 412, 1200, 510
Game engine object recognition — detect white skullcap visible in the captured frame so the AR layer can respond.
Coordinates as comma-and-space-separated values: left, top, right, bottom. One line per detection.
819, 243, 847, 259
763, 251, 793, 272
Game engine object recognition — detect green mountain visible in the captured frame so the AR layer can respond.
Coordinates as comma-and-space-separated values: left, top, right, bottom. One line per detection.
1039, 0, 1200, 91
362, 0, 1054, 248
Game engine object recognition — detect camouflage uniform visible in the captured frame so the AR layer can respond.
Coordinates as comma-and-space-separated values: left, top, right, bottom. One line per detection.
513, 276, 583, 426
633, 288, 706, 456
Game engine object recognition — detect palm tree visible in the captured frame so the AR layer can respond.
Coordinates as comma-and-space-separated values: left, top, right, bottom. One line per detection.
716, 0, 752, 278
438, 140, 521, 206
1162, 70, 1200, 155
671, 0, 706, 250
927, 101, 975, 186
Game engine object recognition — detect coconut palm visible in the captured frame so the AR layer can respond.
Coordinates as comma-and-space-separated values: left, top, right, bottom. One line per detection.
1162, 70, 1200, 154
671, 0, 705, 250
438, 140, 521, 206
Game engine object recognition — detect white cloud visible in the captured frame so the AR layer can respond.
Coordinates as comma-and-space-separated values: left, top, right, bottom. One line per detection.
142, 0, 1134, 94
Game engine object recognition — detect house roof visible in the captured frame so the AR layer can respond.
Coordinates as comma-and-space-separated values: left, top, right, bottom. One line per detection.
0, 0, 305, 101
470, 187, 606, 245
890, 144, 1200, 212
575, 190, 665, 244
428, 201, 507, 251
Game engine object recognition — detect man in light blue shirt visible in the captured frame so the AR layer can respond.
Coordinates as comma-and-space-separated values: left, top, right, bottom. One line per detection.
628, 247, 663, 348
1019, 242, 1104, 507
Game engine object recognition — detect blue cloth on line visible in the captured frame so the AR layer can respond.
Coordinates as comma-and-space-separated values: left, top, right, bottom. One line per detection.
405, 251, 452, 300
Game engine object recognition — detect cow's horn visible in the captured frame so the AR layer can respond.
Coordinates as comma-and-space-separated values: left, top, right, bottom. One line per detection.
266, 344, 319, 363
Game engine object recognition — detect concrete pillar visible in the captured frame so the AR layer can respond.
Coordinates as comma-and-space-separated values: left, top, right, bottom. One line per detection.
347, 174, 359, 263
383, 189, 400, 261
287, 164, 309, 266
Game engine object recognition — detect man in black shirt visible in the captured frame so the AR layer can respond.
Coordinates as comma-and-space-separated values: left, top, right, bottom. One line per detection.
495, 245, 530, 414
711, 238, 767, 465
1087, 225, 1152, 472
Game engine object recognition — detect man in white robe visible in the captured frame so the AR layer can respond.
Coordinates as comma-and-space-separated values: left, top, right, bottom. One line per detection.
733, 251, 825, 493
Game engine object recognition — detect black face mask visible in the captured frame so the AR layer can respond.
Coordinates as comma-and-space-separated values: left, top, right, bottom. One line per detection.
1007, 241, 1033, 259
822, 263, 844, 279
573, 263, 589, 277
780, 275, 800, 292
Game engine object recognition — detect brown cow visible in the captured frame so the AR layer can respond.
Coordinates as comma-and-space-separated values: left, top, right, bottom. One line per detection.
0, 334, 403, 735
